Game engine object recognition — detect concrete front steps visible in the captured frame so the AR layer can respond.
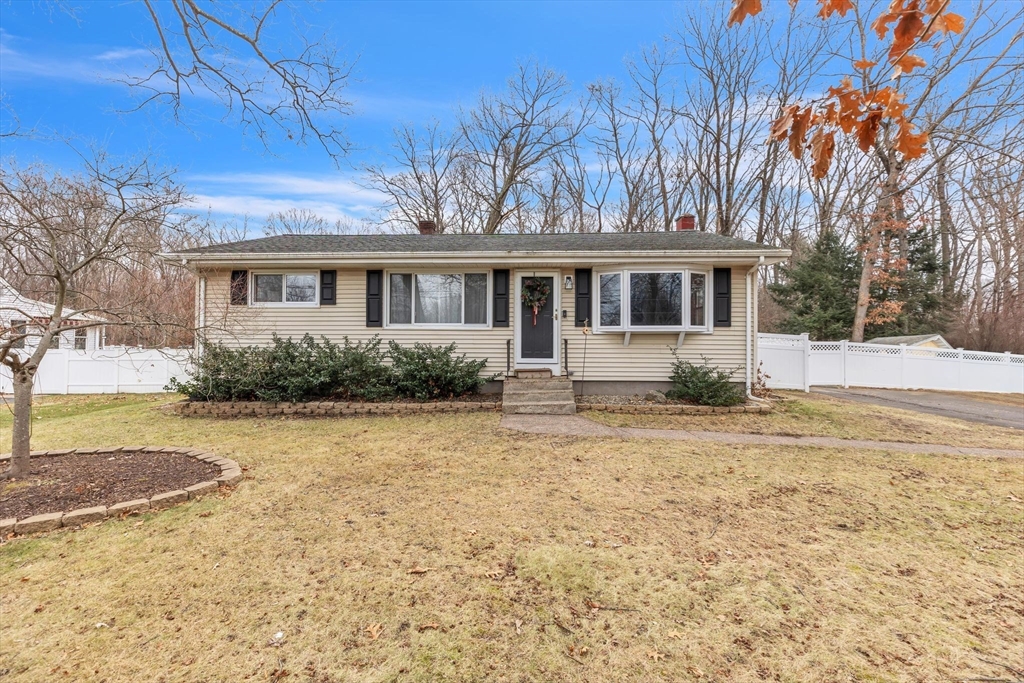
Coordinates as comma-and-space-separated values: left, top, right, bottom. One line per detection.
502, 370, 576, 415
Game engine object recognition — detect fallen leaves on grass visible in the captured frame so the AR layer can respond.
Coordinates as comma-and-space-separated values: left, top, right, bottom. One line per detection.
407, 566, 433, 575
647, 649, 666, 661
364, 623, 383, 640
417, 622, 440, 632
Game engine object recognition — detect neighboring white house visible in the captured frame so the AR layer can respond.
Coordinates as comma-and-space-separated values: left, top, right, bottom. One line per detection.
866, 333, 953, 350
0, 277, 105, 352
166, 221, 791, 394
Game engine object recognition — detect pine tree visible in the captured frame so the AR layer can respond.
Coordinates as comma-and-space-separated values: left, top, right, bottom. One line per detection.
769, 231, 860, 340
865, 224, 946, 338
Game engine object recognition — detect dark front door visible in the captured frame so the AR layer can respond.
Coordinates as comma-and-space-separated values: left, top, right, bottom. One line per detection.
520, 276, 555, 360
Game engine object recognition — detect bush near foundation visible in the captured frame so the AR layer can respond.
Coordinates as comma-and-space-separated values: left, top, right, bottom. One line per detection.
666, 353, 745, 407
168, 334, 491, 402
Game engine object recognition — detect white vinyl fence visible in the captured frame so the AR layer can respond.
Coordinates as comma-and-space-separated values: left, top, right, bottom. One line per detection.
758, 333, 1024, 394
0, 347, 191, 395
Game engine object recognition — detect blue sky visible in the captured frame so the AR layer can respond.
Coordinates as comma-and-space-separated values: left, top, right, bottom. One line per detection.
0, 1, 681, 227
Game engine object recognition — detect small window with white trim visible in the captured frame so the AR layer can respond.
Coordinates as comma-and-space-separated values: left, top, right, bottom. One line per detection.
594, 268, 712, 333
251, 273, 319, 306
387, 272, 490, 327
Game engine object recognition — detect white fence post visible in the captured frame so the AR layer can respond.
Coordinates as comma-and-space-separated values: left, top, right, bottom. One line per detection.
802, 333, 811, 392
899, 344, 907, 390
840, 339, 848, 388
957, 348, 964, 391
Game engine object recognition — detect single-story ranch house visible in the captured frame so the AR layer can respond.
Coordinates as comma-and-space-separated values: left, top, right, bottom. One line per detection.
169, 221, 790, 396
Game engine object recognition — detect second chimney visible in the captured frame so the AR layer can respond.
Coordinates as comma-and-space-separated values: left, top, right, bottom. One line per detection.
674, 214, 696, 231
417, 220, 437, 235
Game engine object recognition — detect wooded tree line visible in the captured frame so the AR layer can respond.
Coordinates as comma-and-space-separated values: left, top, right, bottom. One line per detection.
362, 1, 1022, 351
2, 1, 1020, 352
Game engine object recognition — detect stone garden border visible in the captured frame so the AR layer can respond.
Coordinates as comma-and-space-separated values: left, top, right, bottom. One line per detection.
0, 447, 242, 537
168, 399, 769, 419
576, 402, 773, 415
170, 399, 501, 419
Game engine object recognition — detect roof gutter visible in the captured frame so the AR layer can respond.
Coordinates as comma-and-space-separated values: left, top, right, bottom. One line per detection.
160, 249, 791, 268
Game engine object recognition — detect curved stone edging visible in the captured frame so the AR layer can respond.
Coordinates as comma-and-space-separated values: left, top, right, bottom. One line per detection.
0, 447, 242, 537
577, 402, 772, 415
170, 399, 501, 418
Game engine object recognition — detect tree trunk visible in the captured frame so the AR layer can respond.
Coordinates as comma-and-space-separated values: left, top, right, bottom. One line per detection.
935, 154, 953, 299
851, 169, 900, 343
4, 369, 34, 479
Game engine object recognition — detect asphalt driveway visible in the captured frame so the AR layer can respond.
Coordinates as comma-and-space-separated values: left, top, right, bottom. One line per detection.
812, 387, 1024, 430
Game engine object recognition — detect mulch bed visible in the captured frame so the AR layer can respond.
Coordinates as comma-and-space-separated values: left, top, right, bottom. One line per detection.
0, 452, 221, 520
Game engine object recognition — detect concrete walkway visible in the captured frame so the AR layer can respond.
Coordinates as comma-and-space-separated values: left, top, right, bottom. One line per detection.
499, 414, 1024, 458
813, 387, 1024, 430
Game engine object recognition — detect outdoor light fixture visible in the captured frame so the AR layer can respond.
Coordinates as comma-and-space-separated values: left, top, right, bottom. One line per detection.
564, 275, 574, 290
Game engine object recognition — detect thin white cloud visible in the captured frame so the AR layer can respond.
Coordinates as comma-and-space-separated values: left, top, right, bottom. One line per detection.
188, 172, 385, 205
95, 48, 151, 62
185, 171, 387, 224
0, 34, 148, 84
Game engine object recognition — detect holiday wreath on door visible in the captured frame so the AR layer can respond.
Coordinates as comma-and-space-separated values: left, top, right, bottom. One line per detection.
521, 278, 551, 326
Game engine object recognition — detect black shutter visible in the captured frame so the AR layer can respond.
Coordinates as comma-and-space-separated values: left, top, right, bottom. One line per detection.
492, 269, 510, 327
574, 268, 592, 327
366, 270, 383, 327
320, 270, 336, 305
713, 268, 731, 327
230, 270, 248, 306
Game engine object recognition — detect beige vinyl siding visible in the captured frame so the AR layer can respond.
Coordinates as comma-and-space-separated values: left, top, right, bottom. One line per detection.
200, 264, 753, 383
203, 268, 514, 376
560, 267, 750, 383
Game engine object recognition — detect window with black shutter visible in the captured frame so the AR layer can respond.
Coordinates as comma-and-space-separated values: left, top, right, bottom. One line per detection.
713, 268, 731, 327
320, 270, 336, 305
229, 270, 248, 306
574, 268, 591, 327
366, 270, 383, 327
492, 269, 510, 327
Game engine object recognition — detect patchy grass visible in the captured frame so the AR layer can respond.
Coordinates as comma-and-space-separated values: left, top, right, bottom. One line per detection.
1, 395, 1022, 683
0, 393, 173, 431
586, 391, 1024, 450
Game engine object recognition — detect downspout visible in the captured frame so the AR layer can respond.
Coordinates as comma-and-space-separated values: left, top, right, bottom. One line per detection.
197, 274, 206, 357
745, 256, 764, 398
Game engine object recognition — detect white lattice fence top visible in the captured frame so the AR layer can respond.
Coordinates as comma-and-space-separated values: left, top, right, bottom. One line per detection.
848, 343, 902, 356
758, 334, 806, 348
810, 342, 841, 352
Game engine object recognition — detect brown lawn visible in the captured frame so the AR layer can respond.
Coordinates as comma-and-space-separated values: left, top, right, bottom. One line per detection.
0, 394, 1021, 682
585, 390, 1024, 450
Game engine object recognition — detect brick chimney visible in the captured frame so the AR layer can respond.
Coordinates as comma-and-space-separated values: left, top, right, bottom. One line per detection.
417, 220, 437, 235
674, 214, 696, 231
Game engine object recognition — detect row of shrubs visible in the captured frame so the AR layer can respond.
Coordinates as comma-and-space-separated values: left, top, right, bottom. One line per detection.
168, 335, 745, 407
168, 335, 495, 402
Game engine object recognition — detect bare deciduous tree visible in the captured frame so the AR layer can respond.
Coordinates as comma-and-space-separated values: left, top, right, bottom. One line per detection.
0, 154, 188, 478
459, 61, 590, 234
262, 208, 358, 235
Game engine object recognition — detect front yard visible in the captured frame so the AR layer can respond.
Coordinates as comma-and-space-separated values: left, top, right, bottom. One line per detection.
1, 395, 1021, 682
587, 390, 1023, 450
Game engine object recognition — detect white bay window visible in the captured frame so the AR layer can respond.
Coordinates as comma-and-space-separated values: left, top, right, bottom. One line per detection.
388, 272, 489, 327
595, 268, 711, 333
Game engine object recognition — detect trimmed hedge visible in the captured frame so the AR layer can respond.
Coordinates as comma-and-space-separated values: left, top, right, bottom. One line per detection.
168, 334, 493, 402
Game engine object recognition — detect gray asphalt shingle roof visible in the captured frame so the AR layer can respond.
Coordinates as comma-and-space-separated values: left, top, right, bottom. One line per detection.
174, 231, 783, 257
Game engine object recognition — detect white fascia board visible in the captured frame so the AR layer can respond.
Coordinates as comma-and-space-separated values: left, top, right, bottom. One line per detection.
167, 249, 791, 268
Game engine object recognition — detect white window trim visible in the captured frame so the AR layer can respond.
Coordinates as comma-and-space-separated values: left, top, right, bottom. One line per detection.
249, 271, 321, 308
593, 266, 713, 334
384, 269, 493, 330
